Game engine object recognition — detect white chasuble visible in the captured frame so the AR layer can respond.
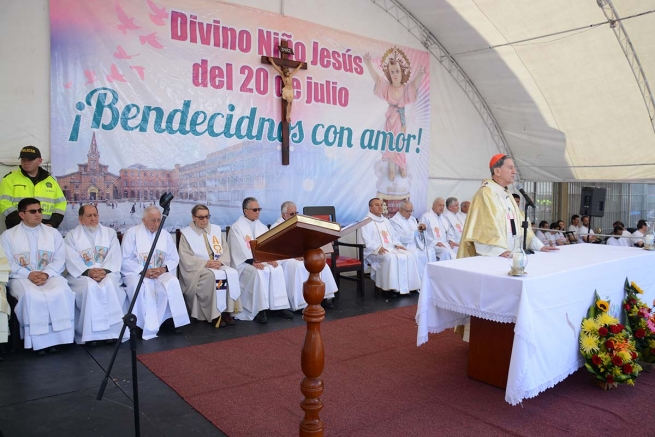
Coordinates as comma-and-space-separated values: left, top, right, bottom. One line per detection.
419, 211, 456, 261
121, 224, 189, 340
360, 212, 421, 294
180, 223, 241, 314
271, 216, 337, 310
65, 224, 127, 344
1, 223, 75, 350
389, 212, 434, 280
228, 216, 288, 320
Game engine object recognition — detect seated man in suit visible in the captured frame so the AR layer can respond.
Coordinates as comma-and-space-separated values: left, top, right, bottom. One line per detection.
360, 198, 421, 297
1, 198, 75, 355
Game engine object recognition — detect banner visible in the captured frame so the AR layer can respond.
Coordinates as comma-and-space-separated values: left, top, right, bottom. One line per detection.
50, 0, 431, 231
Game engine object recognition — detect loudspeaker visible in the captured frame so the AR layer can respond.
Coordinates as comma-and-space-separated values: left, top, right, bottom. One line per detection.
579, 187, 606, 217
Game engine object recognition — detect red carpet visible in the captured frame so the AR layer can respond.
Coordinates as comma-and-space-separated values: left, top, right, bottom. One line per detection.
139, 306, 655, 436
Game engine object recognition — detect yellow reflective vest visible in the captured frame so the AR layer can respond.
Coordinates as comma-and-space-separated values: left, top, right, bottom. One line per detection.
0, 167, 67, 226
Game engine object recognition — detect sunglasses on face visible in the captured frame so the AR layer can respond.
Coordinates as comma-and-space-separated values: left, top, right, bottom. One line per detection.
248, 208, 262, 212
194, 214, 211, 220
23, 208, 43, 214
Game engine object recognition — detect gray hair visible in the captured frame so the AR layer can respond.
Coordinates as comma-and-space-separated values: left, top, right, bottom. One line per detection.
191, 204, 209, 217
490, 155, 509, 176
445, 197, 458, 208
399, 200, 412, 210
143, 205, 160, 218
281, 201, 296, 214
432, 197, 444, 205
242, 197, 257, 211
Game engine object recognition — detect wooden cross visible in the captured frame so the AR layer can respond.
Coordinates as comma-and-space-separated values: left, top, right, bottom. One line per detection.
261, 40, 307, 165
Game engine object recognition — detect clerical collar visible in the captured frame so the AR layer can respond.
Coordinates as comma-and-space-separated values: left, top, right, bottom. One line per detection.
192, 222, 209, 234
491, 178, 509, 191
21, 222, 40, 233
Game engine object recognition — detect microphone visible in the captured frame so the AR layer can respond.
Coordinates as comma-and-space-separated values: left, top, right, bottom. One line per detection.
515, 184, 536, 208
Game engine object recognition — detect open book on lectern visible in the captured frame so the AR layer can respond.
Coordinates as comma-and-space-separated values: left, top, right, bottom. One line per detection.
249, 214, 371, 263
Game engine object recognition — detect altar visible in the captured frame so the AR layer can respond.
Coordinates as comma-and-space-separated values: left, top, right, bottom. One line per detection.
416, 244, 655, 405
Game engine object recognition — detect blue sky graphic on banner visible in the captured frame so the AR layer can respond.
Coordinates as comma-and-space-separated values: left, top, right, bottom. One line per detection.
50, 0, 431, 232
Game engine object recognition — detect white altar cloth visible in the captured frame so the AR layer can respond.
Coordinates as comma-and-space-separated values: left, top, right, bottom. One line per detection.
416, 244, 655, 405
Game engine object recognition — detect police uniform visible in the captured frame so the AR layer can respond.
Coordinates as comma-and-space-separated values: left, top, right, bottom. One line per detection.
0, 146, 67, 229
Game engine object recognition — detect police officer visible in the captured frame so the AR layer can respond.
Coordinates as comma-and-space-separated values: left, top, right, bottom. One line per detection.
0, 146, 67, 229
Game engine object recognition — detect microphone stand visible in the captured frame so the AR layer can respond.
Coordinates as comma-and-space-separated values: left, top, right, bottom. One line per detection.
96, 194, 173, 437
522, 202, 535, 254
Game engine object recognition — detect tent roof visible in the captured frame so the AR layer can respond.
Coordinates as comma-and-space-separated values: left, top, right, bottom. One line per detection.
389, 0, 655, 181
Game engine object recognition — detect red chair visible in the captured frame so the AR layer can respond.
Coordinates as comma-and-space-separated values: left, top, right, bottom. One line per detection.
303, 206, 366, 296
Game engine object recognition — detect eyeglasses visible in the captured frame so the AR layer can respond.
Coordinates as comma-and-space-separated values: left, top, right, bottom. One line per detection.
248, 208, 262, 212
286, 212, 297, 217
194, 214, 211, 220
24, 208, 43, 214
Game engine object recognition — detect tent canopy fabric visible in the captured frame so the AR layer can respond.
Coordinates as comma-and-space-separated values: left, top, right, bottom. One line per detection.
391, 0, 655, 182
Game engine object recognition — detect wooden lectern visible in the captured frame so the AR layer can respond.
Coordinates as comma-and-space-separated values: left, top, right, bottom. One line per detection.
251, 214, 370, 437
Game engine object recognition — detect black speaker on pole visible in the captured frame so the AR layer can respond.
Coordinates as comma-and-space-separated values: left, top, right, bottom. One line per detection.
579, 187, 606, 217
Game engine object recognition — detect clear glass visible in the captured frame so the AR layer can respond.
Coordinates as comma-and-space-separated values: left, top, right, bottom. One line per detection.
509, 237, 528, 275
643, 221, 655, 250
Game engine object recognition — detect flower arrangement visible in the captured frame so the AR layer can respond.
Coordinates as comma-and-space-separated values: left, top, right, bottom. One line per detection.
580, 291, 641, 387
623, 279, 655, 364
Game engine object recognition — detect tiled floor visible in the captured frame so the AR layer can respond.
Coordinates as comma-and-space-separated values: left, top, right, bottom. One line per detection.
0, 280, 418, 437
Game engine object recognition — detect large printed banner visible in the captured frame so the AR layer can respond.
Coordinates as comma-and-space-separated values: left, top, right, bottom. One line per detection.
50, 0, 431, 231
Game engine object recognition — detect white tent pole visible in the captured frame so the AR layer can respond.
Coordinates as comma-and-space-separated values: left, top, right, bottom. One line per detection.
597, 0, 655, 134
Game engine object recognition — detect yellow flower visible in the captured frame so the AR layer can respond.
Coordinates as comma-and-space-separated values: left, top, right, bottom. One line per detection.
596, 300, 610, 312
618, 350, 631, 362
581, 318, 600, 334
596, 312, 618, 326
631, 282, 644, 294
612, 367, 622, 376
580, 334, 600, 354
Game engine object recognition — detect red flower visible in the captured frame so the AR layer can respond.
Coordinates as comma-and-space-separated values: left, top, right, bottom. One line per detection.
631, 351, 638, 360
635, 328, 646, 339
618, 324, 625, 331
605, 340, 615, 350
612, 355, 623, 366
630, 298, 637, 304
651, 348, 655, 355
623, 364, 633, 374
606, 375, 614, 384
598, 327, 609, 337
610, 325, 622, 334
624, 303, 631, 311
592, 355, 602, 365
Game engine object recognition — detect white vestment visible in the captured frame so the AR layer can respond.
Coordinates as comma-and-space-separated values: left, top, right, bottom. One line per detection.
272, 216, 337, 310
228, 216, 288, 320
443, 210, 465, 244
419, 210, 457, 260
121, 224, 190, 340
179, 223, 241, 321
632, 230, 644, 246
1, 223, 75, 350
65, 224, 127, 344
388, 212, 435, 280
619, 230, 632, 247
360, 212, 421, 294
607, 237, 621, 246
0, 246, 9, 344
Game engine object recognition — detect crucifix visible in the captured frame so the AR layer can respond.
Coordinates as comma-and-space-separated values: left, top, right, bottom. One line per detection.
261, 40, 307, 165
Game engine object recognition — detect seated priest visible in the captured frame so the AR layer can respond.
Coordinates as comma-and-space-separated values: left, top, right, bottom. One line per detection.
121, 206, 190, 340
1, 198, 75, 354
228, 197, 292, 324
271, 201, 338, 311
632, 219, 648, 247
460, 201, 470, 216
443, 197, 465, 245
419, 197, 457, 260
179, 204, 241, 327
360, 198, 421, 297
389, 200, 435, 280
0, 245, 9, 348
64, 204, 127, 345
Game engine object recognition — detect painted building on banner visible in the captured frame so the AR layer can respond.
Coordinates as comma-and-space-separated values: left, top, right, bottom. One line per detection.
56, 133, 120, 202
119, 164, 181, 201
